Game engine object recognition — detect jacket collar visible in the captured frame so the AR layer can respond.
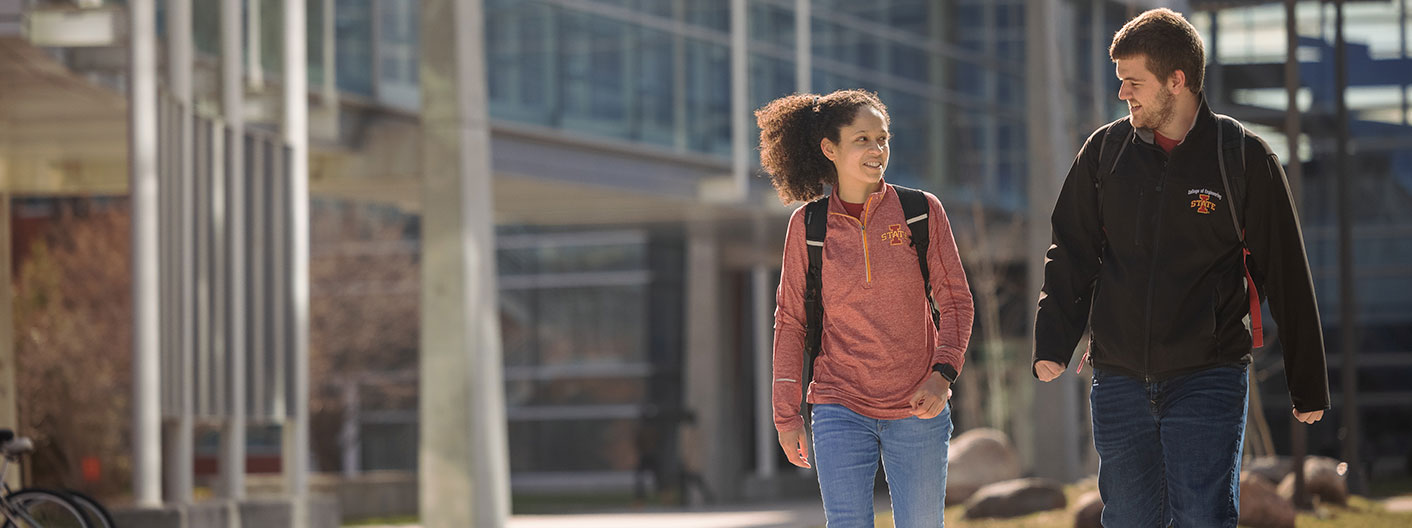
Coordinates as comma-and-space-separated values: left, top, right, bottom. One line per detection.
1133, 94, 1215, 148
828, 179, 893, 217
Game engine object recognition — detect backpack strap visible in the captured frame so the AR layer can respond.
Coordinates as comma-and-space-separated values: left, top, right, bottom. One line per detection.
1095, 117, 1136, 213
1214, 114, 1248, 239
1214, 114, 1263, 348
803, 196, 829, 361
893, 185, 941, 332
1093, 117, 1134, 253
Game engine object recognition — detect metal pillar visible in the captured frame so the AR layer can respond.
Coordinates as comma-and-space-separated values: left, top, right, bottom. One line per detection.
418, 0, 511, 525
1091, 0, 1106, 128
220, 0, 248, 502
165, 0, 196, 505
282, 0, 312, 524
730, 0, 748, 199
795, 0, 810, 93
1285, 0, 1311, 510
129, 0, 162, 507
1333, 0, 1365, 496
247, 0, 264, 89
0, 195, 17, 491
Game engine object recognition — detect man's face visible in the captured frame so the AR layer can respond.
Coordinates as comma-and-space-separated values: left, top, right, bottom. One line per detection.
1115, 54, 1177, 131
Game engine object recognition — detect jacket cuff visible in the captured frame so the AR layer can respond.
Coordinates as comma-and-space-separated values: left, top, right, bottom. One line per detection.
775, 416, 805, 434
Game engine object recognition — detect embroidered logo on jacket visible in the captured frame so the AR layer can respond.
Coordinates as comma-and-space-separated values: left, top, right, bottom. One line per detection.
1188, 188, 1223, 215
882, 224, 909, 246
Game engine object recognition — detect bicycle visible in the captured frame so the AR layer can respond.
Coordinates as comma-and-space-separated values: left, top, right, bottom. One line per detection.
63, 491, 112, 528
0, 430, 90, 528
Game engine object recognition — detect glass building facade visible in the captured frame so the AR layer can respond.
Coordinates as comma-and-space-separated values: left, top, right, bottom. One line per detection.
1191, 1, 1412, 472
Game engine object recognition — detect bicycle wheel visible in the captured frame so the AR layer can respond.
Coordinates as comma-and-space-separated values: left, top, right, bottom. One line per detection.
3, 488, 89, 528
62, 492, 111, 528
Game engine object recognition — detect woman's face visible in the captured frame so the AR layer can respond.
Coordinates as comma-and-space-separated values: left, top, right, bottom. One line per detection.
822, 106, 890, 190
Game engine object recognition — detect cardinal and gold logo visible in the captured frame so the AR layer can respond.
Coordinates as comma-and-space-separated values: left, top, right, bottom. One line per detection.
1188, 188, 1222, 215
881, 224, 909, 246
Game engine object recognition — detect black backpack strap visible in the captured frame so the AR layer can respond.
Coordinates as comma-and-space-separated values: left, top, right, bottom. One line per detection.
893, 185, 941, 332
1214, 113, 1265, 348
1094, 117, 1134, 235
803, 196, 829, 361
1214, 114, 1247, 241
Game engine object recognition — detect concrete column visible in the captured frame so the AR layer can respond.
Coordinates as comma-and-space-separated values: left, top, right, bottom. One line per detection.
752, 266, 775, 479
418, 0, 511, 526
282, 0, 312, 524
1024, 0, 1084, 483
165, 0, 196, 505
730, 0, 748, 199
129, 0, 163, 507
220, 0, 248, 503
795, 0, 809, 93
682, 228, 731, 503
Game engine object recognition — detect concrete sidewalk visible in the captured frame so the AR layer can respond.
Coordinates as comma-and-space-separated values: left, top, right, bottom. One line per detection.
358, 500, 833, 528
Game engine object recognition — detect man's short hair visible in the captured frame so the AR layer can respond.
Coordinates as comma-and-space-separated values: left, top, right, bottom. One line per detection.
1109, 8, 1205, 94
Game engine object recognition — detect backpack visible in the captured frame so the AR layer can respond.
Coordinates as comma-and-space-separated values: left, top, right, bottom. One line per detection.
800, 185, 942, 385
1093, 115, 1265, 350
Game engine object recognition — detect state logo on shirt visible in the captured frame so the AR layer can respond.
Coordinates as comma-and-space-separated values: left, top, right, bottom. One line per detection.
882, 224, 909, 246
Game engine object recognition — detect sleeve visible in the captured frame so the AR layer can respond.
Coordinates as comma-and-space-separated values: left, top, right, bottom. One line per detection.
771, 206, 810, 432
1032, 128, 1106, 376
924, 192, 975, 374
1244, 149, 1331, 412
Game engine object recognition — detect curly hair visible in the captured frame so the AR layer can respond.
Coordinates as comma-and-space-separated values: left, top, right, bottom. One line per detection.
1109, 8, 1205, 94
756, 89, 889, 204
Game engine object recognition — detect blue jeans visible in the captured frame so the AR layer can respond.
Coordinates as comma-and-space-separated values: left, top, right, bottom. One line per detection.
1090, 365, 1248, 528
811, 403, 952, 528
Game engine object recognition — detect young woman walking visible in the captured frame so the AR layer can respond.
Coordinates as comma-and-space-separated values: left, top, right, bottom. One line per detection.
760, 89, 974, 527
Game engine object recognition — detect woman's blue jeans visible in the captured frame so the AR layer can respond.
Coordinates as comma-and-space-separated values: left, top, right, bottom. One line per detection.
1090, 365, 1248, 528
810, 403, 952, 528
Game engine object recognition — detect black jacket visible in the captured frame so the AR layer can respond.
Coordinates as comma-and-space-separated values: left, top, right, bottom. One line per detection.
1033, 99, 1331, 412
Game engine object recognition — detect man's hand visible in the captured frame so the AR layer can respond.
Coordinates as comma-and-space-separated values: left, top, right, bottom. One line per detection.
1293, 408, 1324, 424
777, 428, 811, 468
1035, 360, 1065, 382
908, 372, 952, 419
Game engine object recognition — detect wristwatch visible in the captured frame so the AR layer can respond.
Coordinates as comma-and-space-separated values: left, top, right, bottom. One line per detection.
931, 363, 958, 384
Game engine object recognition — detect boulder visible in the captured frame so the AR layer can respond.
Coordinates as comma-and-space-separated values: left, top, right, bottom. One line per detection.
1245, 456, 1293, 485
1239, 471, 1296, 528
1277, 456, 1348, 506
945, 428, 1022, 505
1072, 490, 1103, 528
962, 478, 1067, 519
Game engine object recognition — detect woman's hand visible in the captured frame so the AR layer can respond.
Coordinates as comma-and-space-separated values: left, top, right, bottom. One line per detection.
777, 427, 811, 468
909, 371, 952, 419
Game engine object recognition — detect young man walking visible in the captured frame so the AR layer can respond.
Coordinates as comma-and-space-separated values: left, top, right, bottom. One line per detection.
1032, 8, 1330, 527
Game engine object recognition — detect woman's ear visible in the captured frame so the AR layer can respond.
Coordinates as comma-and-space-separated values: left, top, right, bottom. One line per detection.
820, 136, 837, 162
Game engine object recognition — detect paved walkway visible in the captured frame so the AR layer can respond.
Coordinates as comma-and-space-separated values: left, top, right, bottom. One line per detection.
359, 500, 833, 528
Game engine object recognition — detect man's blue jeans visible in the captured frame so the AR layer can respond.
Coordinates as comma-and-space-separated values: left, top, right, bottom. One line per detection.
810, 403, 952, 528
1090, 365, 1248, 528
